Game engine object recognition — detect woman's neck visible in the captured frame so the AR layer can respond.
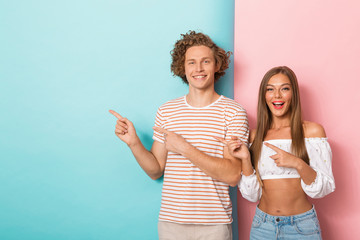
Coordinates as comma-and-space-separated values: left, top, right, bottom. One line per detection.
270, 117, 291, 130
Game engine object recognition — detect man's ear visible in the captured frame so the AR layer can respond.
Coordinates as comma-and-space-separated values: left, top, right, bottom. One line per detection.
215, 62, 221, 72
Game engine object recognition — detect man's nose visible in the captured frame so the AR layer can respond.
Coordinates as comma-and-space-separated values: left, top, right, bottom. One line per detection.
196, 63, 203, 71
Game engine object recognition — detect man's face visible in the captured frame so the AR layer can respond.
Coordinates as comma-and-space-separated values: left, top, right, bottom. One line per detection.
184, 45, 218, 91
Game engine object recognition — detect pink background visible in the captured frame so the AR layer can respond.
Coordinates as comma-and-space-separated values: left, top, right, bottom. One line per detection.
234, 1, 360, 239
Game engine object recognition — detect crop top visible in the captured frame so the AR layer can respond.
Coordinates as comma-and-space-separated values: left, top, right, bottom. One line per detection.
238, 138, 335, 202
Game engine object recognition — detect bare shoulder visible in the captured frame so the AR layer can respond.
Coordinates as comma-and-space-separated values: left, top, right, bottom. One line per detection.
249, 129, 257, 143
303, 121, 327, 138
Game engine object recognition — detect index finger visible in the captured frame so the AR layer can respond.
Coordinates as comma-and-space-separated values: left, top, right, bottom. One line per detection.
231, 136, 239, 140
264, 142, 282, 152
230, 135, 244, 144
109, 110, 123, 120
213, 136, 227, 145
153, 126, 169, 134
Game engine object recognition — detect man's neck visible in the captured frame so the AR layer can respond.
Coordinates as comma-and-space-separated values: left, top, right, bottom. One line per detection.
186, 89, 220, 108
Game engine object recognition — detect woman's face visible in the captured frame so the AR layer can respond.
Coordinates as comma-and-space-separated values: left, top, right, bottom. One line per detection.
265, 73, 293, 119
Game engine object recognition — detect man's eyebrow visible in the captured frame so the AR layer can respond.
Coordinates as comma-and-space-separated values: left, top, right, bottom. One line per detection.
186, 57, 212, 61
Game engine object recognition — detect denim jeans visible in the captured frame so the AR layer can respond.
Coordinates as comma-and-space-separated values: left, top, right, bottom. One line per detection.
250, 206, 322, 240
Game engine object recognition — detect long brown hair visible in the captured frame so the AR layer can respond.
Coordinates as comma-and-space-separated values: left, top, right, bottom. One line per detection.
250, 66, 309, 184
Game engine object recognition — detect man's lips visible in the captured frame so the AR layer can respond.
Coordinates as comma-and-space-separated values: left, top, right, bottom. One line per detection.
193, 75, 207, 79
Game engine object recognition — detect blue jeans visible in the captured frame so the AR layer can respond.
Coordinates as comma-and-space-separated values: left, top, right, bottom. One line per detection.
250, 206, 322, 240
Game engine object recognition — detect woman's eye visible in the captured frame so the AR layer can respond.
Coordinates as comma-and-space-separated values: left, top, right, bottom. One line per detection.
282, 87, 290, 91
266, 88, 273, 91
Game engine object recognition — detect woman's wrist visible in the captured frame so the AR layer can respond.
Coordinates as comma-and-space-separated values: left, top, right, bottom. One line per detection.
242, 168, 255, 177
295, 157, 305, 171
241, 157, 254, 176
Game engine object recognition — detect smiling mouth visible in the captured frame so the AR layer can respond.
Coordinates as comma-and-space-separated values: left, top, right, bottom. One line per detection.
272, 102, 285, 109
193, 75, 207, 79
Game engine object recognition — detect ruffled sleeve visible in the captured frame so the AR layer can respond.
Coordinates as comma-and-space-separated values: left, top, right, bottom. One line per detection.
238, 170, 261, 202
301, 138, 335, 198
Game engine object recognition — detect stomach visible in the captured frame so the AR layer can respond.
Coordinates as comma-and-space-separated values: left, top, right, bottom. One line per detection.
258, 178, 313, 216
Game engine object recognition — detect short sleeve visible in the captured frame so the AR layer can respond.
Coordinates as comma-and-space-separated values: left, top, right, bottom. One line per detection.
238, 170, 261, 202
152, 107, 165, 143
225, 107, 249, 146
301, 138, 335, 198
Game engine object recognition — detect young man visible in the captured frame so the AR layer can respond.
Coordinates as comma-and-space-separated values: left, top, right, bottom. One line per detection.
110, 31, 249, 240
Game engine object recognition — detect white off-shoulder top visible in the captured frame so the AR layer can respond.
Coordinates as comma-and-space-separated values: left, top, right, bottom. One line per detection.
238, 138, 335, 202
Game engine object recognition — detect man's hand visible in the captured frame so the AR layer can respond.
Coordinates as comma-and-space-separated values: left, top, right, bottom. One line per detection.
109, 110, 139, 147
153, 126, 190, 154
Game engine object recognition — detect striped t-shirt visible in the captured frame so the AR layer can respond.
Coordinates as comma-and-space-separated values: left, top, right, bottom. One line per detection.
153, 95, 249, 224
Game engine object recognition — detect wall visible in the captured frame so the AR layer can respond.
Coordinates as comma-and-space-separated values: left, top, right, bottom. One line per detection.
0, 0, 235, 239
3, 1, 356, 239
234, 1, 360, 239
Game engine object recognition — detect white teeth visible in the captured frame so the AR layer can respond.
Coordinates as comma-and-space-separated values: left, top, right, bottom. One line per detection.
273, 102, 284, 106
194, 76, 206, 79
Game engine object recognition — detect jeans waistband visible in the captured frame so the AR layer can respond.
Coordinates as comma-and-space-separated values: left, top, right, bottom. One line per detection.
255, 206, 318, 225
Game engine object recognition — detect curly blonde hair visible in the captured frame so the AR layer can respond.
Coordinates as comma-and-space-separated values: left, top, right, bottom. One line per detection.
171, 31, 232, 84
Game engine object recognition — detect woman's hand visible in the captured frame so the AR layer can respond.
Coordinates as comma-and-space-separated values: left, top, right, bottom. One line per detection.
215, 136, 250, 160
264, 142, 302, 169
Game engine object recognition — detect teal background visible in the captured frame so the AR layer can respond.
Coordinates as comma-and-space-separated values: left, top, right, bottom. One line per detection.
0, 0, 235, 239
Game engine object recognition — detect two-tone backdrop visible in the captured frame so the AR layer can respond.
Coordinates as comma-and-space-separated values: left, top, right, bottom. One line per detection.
1, 0, 359, 239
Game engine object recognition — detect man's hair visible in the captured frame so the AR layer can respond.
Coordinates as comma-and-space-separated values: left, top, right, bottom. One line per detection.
170, 31, 232, 84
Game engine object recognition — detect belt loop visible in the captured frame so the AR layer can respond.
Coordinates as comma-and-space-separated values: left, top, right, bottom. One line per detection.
291, 216, 294, 225
262, 211, 266, 223
313, 206, 318, 218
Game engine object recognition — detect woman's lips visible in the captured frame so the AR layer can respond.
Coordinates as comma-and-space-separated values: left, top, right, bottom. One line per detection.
272, 101, 285, 109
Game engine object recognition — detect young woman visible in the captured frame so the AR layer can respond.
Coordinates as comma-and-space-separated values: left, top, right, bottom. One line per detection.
222, 66, 335, 239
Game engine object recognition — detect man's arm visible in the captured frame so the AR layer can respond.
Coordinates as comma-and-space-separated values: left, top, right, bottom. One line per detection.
110, 110, 167, 180
186, 144, 242, 187
154, 126, 241, 186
